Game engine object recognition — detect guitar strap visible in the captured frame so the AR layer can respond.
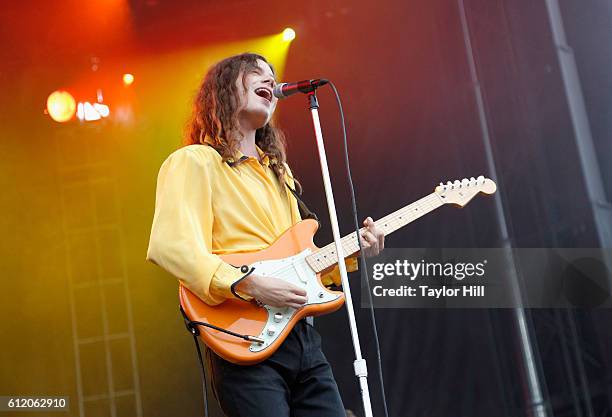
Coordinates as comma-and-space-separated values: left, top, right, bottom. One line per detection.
284, 182, 319, 222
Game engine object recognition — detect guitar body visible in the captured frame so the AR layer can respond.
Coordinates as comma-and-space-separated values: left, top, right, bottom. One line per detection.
179, 219, 346, 365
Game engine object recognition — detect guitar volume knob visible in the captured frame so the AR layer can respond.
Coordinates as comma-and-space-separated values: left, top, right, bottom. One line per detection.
273, 313, 283, 323
267, 326, 277, 336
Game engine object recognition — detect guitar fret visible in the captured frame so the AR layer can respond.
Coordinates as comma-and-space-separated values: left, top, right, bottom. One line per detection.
305, 176, 498, 273
306, 193, 443, 273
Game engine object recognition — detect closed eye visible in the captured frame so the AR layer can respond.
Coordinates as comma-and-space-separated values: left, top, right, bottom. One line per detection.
251, 68, 276, 87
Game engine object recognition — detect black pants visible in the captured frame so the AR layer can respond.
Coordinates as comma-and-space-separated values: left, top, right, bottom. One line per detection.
207, 319, 346, 417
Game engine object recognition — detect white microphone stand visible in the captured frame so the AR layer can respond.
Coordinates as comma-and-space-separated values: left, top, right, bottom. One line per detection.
306, 91, 374, 417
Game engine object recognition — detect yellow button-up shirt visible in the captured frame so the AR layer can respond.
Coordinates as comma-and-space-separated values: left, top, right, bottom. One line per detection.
146, 144, 355, 306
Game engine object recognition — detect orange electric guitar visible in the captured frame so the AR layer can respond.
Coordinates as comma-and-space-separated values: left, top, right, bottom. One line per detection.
180, 176, 496, 364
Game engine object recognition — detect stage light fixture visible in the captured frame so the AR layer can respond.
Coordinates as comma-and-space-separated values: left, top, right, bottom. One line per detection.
282, 28, 296, 42
123, 73, 134, 86
46, 90, 76, 123
76, 101, 110, 122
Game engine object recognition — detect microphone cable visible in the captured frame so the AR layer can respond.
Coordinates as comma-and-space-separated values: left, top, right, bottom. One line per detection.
327, 81, 391, 417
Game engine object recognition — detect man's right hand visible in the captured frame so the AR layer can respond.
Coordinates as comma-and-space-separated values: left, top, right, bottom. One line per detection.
235, 274, 307, 309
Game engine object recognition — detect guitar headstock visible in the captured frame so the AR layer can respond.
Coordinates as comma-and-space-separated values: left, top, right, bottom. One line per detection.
435, 176, 497, 207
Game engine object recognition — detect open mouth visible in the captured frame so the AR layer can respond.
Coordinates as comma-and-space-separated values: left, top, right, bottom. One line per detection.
254, 87, 273, 102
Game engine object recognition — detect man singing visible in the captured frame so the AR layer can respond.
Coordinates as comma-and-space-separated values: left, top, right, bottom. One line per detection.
146, 52, 384, 417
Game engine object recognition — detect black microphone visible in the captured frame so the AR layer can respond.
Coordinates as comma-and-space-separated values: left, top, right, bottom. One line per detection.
273, 79, 329, 99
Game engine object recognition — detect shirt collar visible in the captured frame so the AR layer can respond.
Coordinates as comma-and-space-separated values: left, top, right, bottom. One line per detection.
235, 146, 271, 167
203, 135, 275, 167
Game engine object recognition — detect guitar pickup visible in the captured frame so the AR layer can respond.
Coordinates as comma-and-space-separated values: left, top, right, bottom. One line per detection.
293, 263, 309, 284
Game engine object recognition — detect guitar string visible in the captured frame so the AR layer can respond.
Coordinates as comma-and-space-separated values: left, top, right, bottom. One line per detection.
302, 194, 441, 273
314, 194, 439, 257
253, 193, 443, 280
306, 193, 443, 271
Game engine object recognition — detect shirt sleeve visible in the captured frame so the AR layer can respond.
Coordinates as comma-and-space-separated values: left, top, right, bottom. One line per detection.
146, 147, 252, 306
283, 163, 359, 287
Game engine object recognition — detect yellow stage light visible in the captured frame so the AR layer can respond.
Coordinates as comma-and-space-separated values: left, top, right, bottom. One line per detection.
282, 28, 296, 42
46, 90, 76, 123
123, 73, 135, 86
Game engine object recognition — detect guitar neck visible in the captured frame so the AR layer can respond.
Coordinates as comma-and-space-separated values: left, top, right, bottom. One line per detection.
305, 192, 444, 273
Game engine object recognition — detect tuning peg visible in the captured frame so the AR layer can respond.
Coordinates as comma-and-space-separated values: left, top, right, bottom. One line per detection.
477, 175, 484, 182
453, 180, 461, 188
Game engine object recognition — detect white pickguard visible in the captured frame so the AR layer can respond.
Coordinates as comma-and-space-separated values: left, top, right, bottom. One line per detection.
248, 248, 341, 352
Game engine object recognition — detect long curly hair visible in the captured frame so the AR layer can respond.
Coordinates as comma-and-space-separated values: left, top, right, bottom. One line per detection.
184, 53, 289, 181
